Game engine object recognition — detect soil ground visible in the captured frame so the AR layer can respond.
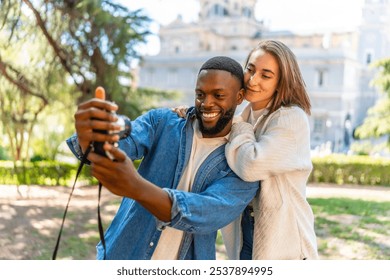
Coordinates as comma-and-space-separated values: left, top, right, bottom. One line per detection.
0, 183, 389, 260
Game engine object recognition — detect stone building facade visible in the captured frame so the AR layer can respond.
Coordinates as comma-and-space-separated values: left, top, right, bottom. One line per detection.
138, 0, 390, 152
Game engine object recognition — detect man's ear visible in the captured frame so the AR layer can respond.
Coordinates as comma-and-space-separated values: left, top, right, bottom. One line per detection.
236, 88, 245, 105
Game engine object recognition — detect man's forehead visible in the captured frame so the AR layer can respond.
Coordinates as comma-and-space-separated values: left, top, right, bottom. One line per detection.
198, 69, 240, 85
198, 69, 234, 78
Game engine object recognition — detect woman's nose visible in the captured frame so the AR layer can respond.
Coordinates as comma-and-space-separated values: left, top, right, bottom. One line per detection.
249, 72, 258, 83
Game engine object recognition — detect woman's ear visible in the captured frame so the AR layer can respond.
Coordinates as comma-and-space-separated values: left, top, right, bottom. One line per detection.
236, 88, 245, 105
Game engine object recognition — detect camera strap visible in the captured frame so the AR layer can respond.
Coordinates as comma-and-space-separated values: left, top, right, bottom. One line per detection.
52, 144, 106, 260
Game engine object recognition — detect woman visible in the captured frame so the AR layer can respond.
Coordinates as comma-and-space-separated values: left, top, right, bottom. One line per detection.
223, 39, 318, 260
173, 40, 318, 259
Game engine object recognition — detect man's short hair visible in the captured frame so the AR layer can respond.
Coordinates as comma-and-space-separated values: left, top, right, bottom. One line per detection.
198, 56, 244, 88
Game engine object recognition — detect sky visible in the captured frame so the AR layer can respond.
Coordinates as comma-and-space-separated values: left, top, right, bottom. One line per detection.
122, 0, 366, 55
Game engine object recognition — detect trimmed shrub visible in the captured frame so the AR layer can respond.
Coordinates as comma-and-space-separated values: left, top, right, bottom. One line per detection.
0, 160, 96, 186
309, 154, 390, 187
0, 160, 140, 186
1, 156, 388, 187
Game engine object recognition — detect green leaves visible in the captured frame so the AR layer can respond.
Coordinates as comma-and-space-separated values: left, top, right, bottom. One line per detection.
356, 58, 390, 147
0, 0, 177, 161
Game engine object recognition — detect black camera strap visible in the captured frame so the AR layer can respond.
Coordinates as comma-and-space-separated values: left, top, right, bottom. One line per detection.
97, 181, 106, 259
52, 144, 106, 260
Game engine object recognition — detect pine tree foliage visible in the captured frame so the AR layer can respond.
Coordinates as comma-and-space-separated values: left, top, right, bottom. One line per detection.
0, 0, 178, 161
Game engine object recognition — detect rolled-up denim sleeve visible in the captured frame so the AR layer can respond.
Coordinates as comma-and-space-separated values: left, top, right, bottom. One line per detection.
66, 133, 88, 162
156, 176, 258, 234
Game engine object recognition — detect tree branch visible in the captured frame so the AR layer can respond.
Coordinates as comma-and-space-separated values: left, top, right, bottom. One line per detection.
0, 57, 49, 106
22, 0, 85, 92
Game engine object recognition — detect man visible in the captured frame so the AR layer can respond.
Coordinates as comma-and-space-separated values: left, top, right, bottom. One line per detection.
66, 56, 259, 260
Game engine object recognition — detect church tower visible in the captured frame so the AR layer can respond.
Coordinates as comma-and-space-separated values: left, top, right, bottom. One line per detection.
356, 0, 390, 125
358, 0, 390, 65
158, 0, 264, 56
198, 0, 262, 36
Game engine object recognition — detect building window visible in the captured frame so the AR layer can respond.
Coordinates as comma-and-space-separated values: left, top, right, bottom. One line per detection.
366, 53, 371, 64
313, 117, 324, 134
242, 7, 252, 18
209, 4, 229, 17
364, 49, 374, 65
173, 41, 183, 54
366, 51, 373, 64
316, 69, 327, 87
318, 71, 324, 86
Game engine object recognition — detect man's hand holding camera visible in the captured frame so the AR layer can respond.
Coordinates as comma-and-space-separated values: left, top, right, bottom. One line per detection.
73, 87, 172, 222
74, 98, 121, 155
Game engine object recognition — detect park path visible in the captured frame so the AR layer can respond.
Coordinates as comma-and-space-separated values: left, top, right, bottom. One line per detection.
306, 183, 390, 201
1, 183, 389, 201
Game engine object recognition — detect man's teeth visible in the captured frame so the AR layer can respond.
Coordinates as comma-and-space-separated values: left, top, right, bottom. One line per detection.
203, 112, 219, 118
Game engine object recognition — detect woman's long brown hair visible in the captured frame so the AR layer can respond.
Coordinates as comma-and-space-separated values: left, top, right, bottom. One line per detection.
244, 40, 311, 115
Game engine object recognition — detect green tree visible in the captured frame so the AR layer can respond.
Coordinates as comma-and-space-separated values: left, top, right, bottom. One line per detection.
355, 58, 390, 151
0, 0, 178, 162
16, 0, 170, 116
0, 24, 66, 161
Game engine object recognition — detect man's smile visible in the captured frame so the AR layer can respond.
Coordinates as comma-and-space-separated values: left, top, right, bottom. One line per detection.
201, 111, 221, 120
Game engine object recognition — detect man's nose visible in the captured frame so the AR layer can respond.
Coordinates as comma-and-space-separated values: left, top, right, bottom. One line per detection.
202, 95, 214, 108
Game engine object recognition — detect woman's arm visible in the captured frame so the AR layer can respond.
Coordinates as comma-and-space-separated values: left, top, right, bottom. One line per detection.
225, 107, 312, 182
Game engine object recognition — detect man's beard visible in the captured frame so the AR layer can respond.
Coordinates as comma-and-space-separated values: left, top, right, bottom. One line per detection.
195, 107, 235, 136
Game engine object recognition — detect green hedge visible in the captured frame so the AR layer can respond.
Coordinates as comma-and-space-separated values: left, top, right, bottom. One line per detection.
0, 160, 142, 186
0, 160, 96, 186
309, 154, 390, 187
1, 156, 389, 187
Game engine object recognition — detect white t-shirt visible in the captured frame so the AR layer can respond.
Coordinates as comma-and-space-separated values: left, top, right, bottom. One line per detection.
151, 119, 228, 259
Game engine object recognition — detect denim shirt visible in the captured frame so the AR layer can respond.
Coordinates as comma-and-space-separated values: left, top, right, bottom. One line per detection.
66, 107, 259, 260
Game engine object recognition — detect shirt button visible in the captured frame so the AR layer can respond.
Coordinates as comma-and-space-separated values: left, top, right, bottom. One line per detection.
250, 212, 255, 217
149, 242, 154, 247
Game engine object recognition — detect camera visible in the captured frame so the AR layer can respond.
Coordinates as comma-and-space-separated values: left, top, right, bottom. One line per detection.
92, 113, 131, 160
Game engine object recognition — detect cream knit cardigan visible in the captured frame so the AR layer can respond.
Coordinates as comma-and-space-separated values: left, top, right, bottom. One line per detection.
223, 104, 318, 260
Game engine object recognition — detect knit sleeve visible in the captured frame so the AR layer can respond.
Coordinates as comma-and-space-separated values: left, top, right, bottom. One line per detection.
225, 107, 312, 182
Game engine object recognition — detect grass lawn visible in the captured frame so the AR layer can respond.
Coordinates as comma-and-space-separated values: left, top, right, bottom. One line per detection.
62, 197, 390, 260
308, 198, 390, 259
2, 184, 388, 260
215, 197, 390, 260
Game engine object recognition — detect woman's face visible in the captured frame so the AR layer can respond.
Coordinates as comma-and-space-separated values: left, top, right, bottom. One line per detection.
244, 49, 280, 110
